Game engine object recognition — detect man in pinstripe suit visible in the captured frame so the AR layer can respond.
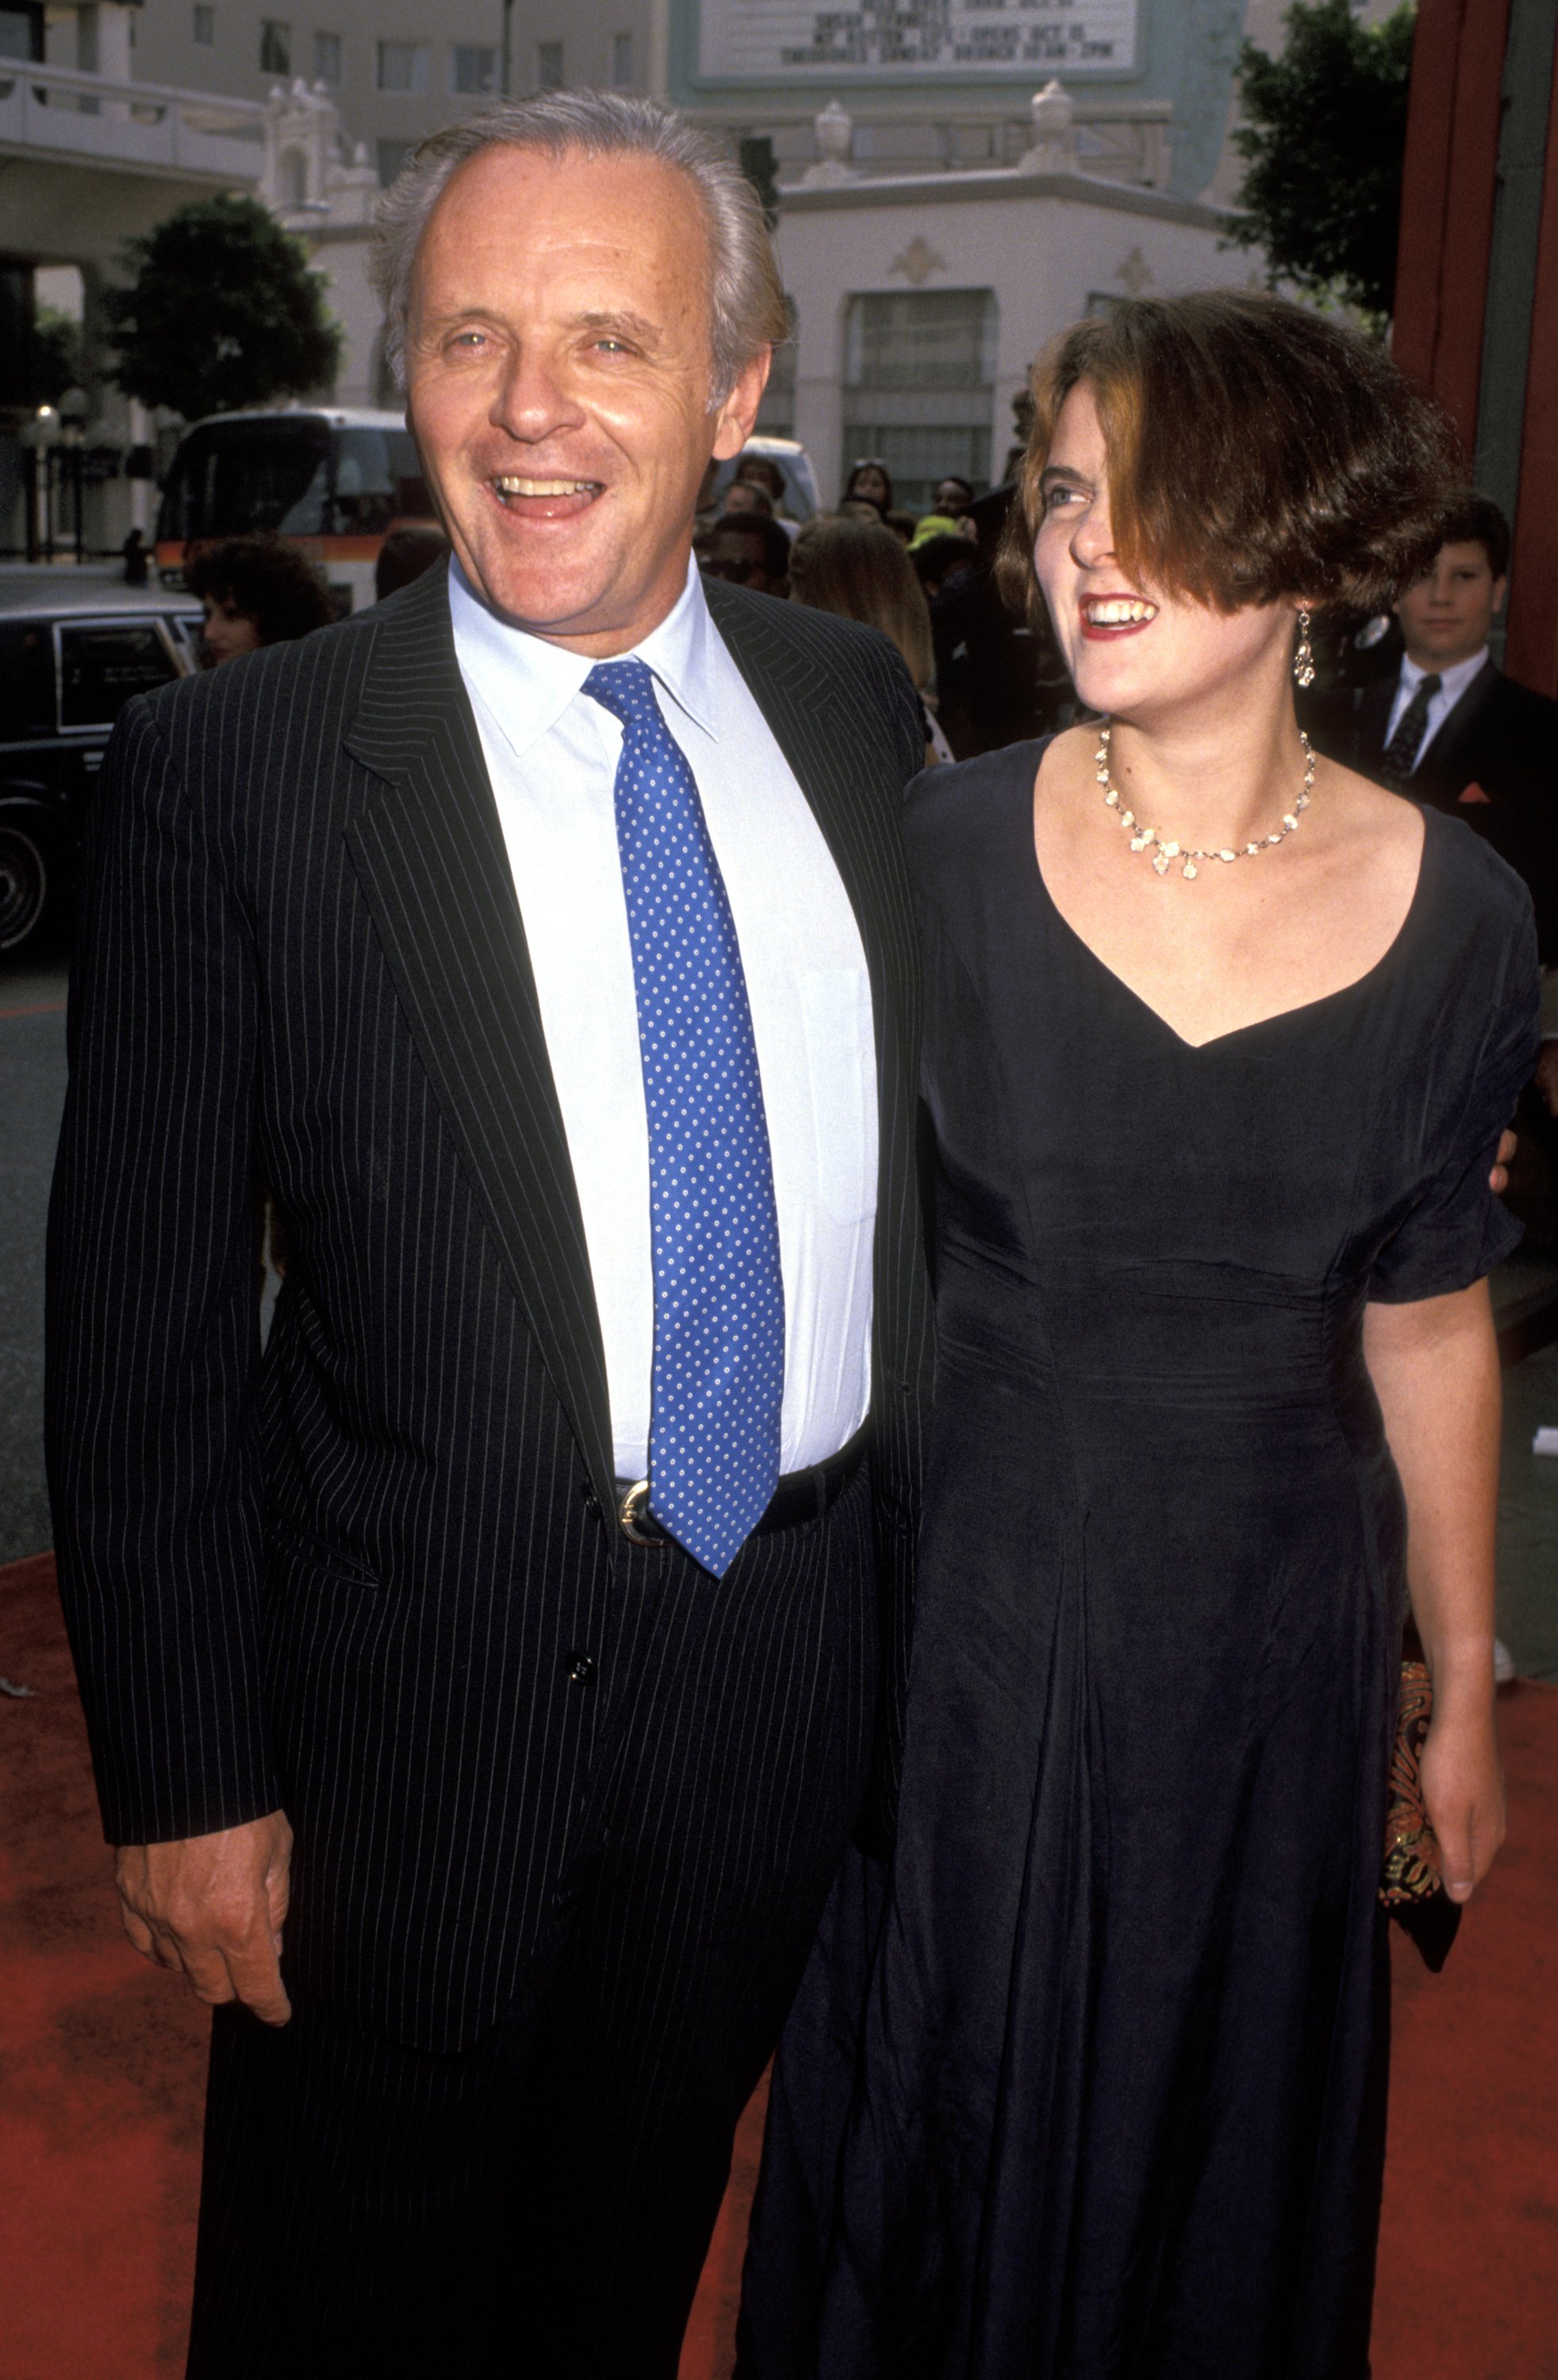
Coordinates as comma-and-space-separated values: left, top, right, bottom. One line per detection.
46, 90, 931, 2377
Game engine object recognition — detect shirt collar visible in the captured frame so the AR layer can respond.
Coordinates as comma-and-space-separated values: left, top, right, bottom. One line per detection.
629, 554, 720, 741
447, 551, 720, 762
1399, 645, 1490, 708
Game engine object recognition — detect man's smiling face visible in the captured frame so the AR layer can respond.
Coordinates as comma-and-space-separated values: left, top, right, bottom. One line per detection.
404, 142, 766, 654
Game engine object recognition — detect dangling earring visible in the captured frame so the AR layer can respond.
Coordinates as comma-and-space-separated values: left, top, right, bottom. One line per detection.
1293, 607, 1316, 689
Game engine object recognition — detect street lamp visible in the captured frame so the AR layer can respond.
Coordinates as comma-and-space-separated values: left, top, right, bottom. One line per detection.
58, 386, 91, 565
17, 405, 61, 564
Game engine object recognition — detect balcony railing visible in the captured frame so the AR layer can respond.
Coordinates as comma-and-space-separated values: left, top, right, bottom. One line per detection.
0, 60, 265, 179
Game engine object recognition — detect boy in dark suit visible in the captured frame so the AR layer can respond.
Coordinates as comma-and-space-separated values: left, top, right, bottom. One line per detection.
1341, 493, 1558, 958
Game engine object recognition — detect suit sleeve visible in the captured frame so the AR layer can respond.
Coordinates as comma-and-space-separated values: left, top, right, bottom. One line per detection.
45, 692, 275, 1844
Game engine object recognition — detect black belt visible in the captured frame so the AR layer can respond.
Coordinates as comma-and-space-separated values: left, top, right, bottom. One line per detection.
614, 1422, 869, 1550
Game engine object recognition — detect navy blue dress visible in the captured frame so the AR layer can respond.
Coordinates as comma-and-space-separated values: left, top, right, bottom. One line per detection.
738, 743, 1537, 2380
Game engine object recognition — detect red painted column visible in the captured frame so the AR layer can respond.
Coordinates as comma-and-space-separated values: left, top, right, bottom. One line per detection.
1504, 33, 1558, 698
1391, 0, 1510, 457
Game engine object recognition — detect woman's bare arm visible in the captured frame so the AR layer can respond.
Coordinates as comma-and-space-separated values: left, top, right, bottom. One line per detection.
1362, 1280, 1506, 1902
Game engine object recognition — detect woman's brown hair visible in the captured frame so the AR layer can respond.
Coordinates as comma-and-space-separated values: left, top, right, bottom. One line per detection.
1000, 290, 1462, 620
789, 513, 934, 690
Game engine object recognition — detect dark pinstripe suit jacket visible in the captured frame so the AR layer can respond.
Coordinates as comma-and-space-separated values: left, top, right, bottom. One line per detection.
45, 563, 933, 2052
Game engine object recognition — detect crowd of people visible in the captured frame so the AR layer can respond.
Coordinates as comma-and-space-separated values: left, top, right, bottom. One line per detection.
691, 445, 1082, 771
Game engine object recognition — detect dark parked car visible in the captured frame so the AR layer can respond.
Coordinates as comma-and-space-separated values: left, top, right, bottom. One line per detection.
0, 575, 201, 957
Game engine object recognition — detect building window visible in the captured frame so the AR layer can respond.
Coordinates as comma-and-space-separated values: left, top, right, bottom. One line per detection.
0, 5, 44, 63
610, 31, 631, 85
193, 4, 215, 45
377, 138, 416, 186
377, 38, 430, 92
313, 29, 341, 83
841, 288, 998, 512
451, 42, 497, 93
259, 18, 290, 73
536, 39, 563, 86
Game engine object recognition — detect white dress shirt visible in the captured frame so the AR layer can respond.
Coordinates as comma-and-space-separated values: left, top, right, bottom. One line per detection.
449, 555, 877, 1481
1384, 645, 1490, 768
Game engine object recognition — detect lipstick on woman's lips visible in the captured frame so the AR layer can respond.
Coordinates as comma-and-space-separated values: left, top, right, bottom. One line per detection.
1080, 593, 1159, 641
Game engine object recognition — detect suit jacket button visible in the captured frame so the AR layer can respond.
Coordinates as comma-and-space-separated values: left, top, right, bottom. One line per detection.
579, 1482, 602, 1521
567, 1652, 596, 1684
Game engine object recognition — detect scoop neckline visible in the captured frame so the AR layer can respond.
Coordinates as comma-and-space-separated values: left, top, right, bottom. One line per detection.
1022, 745, 1434, 1055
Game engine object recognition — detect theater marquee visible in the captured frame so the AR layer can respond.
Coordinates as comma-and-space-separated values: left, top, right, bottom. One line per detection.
696, 0, 1140, 81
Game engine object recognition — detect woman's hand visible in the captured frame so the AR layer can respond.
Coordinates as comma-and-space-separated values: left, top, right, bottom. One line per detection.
1419, 1687, 1506, 1902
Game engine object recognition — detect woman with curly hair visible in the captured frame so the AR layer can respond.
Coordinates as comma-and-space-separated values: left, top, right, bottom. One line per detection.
740, 293, 1529, 2379
186, 534, 335, 666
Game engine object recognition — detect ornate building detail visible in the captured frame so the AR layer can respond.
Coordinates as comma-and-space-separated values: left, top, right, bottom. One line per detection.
1016, 79, 1080, 175
259, 79, 379, 227
799, 99, 858, 187
888, 236, 949, 286
1115, 245, 1154, 294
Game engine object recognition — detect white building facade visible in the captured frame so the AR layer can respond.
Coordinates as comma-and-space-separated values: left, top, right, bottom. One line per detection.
296, 66, 1261, 499
757, 86, 1257, 511
128, 0, 654, 187
1, 0, 1304, 552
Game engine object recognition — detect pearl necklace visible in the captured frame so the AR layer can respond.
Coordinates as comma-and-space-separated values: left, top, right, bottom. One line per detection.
1096, 721, 1316, 880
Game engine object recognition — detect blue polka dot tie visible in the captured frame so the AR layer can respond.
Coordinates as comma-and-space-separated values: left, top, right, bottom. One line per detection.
584, 658, 785, 1578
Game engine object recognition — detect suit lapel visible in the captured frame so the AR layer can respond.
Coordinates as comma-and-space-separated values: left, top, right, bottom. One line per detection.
340, 570, 618, 1520
1425, 657, 1499, 777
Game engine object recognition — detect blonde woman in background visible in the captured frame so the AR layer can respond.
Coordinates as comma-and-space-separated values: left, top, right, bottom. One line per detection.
789, 513, 955, 764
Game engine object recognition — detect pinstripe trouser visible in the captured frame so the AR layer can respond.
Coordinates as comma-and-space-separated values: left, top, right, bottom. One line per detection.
185, 1468, 877, 2379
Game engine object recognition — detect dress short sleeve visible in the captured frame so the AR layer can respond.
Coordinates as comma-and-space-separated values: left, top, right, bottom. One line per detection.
1369, 897, 1540, 1303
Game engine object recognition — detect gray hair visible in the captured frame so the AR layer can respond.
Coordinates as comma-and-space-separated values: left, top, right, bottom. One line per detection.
371, 88, 789, 404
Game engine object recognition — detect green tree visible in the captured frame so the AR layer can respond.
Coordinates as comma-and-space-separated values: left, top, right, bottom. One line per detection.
31, 306, 83, 405
1228, 0, 1417, 325
102, 193, 341, 421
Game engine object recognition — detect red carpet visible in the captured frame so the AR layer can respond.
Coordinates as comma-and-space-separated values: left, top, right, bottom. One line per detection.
1372, 1677, 1558, 2379
4, 1550, 1556, 2380
0, 1553, 207, 2378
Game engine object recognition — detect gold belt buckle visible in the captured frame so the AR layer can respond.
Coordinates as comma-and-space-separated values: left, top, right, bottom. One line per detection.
617, 1479, 668, 1548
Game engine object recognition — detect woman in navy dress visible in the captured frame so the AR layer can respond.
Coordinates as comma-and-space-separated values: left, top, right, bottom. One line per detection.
739, 294, 1531, 2378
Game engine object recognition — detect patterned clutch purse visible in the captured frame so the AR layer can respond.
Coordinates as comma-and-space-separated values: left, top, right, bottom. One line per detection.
1380, 1651, 1462, 1971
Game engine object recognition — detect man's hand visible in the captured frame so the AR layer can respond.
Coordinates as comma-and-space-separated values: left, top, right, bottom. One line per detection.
115, 1810, 294, 2025
1490, 1126, 1518, 1193
1534, 1046, 1558, 1120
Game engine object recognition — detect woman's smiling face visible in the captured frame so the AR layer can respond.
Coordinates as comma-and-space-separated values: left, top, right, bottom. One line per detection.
1034, 380, 1299, 727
